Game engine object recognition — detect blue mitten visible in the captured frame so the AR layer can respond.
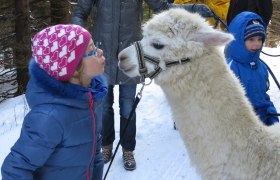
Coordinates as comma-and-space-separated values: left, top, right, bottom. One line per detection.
266, 106, 279, 126
256, 107, 267, 124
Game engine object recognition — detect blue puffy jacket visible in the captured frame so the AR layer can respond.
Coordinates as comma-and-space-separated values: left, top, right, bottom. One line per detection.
227, 12, 278, 126
1, 59, 108, 179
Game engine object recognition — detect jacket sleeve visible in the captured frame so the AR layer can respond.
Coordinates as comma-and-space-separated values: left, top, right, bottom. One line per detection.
144, 0, 170, 13
1, 112, 63, 179
71, 0, 95, 27
264, 93, 279, 126
254, 91, 278, 126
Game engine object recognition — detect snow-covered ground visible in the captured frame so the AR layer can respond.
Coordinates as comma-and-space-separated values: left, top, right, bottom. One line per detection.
0, 47, 279, 179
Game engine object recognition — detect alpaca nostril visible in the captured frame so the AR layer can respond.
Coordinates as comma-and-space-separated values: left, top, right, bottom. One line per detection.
119, 55, 127, 62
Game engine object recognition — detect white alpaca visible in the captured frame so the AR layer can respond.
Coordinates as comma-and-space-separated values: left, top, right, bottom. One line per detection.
118, 8, 280, 180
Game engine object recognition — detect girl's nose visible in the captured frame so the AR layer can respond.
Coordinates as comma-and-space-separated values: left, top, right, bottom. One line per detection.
96, 48, 103, 57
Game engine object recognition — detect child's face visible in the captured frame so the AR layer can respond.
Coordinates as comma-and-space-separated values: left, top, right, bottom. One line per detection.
245, 36, 263, 52
79, 39, 106, 80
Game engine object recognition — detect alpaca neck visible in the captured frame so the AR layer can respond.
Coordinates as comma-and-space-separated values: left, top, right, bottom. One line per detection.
156, 51, 262, 150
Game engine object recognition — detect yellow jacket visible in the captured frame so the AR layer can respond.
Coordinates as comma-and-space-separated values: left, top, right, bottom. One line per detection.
174, 0, 229, 26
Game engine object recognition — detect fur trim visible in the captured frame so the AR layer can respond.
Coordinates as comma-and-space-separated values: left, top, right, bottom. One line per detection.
29, 59, 91, 99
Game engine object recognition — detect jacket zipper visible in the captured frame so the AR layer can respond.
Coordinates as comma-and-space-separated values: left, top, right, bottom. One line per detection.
86, 92, 97, 180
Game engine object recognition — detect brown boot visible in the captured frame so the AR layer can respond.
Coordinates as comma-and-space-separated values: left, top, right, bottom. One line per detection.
102, 144, 113, 164
122, 148, 136, 171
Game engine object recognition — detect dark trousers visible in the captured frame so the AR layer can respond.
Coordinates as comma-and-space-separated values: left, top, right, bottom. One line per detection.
227, 0, 272, 27
101, 84, 137, 151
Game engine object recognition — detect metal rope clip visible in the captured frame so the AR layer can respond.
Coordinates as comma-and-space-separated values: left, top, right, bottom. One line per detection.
178, 59, 182, 64
137, 82, 145, 99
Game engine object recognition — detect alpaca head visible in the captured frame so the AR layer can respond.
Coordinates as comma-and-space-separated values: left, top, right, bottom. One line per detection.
118, 8, 233, 79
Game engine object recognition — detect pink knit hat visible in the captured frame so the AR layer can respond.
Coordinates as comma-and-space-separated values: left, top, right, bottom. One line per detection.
31, 24, 91, 81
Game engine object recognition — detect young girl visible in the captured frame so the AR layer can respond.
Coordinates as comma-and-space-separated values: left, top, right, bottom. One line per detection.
1, 24, 107, 180
227, 12, 278, 126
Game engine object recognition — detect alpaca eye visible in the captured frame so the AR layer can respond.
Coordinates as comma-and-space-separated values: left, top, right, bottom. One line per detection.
152, 42, 164, 50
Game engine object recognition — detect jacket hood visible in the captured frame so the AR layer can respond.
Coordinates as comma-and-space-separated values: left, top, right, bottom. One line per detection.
228, 12, 266, 63
26, 59, 107, 109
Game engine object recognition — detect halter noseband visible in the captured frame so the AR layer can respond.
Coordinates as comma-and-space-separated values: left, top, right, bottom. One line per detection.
134, 41, 191, 80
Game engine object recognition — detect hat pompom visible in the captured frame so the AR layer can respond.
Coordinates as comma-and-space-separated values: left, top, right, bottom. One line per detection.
244, 20, 266, 42
31, 24, 91, 81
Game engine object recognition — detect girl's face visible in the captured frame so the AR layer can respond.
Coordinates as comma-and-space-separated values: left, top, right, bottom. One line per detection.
70, 38, 105, 87
82, 39, 105, 78
245, 36, 263, 52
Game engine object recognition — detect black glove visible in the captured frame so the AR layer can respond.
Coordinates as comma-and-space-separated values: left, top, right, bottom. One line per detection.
190, 4, 214, 18
170, 4, 214, 18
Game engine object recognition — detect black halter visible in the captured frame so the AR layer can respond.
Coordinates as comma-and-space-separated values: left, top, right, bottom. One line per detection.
134, 41, 191, 80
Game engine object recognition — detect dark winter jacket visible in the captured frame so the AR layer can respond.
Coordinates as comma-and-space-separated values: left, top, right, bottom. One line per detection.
227, 12, 278, 126
71, 0, 212, 85
226, 0, 272, 27
1, 59, 108, 179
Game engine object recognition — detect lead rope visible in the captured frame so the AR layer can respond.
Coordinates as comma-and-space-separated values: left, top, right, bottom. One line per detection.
103, 82, 146, 180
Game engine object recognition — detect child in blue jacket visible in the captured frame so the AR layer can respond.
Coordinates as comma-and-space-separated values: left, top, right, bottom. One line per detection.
1, 24, 108, 180
227, 11, 278, 126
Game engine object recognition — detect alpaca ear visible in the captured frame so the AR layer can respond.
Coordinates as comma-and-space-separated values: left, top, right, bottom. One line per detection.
192, 30, 234, 47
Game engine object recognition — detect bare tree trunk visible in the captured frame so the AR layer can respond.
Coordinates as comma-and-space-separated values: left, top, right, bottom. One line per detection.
49, 0, 70, 24
266, 0, 280, 47
14, 0, 31, 95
